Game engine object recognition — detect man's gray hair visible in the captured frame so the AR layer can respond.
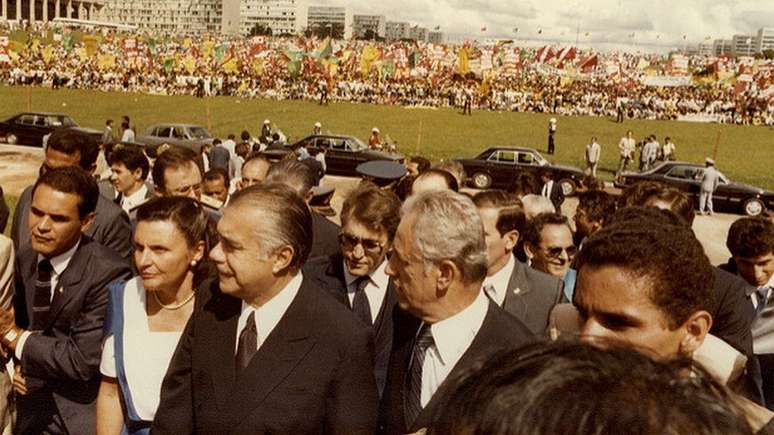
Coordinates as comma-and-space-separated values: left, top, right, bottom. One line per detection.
402, 190, 488, 283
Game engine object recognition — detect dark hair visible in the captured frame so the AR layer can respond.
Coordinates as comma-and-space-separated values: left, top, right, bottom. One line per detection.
643, 186, 696, 226
106, 119, 113, 126
136, 196, 217, 286
509, 172, 541, 197
619, 180, 669, 209
340, 184, 401, 241
727, 217, 774, 258
241, 130, 250, 141
413, 169, 459, 193
433, 160, 466, 188
408, 156, 431, 173
47, 128, 100, 170
203, 167, 230, 188
577, 190, 617, 226
576, 206, 715, 328
33, 166, 99, 219
107, 145, 150, 180
523, 213, 572, 247
473, 190, 526, 236
229, 183, 313, 270
212, 138, 222, 146
393, 175, 416, 202
152, 145, 200, 194
429, 341, 754, 435
265, 159, 318, 198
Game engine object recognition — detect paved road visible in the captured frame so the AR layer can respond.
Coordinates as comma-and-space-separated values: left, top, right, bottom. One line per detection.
1, 144, 735, 265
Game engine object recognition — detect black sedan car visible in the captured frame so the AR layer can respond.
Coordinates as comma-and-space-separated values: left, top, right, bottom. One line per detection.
456, 147, 585, 195
0, 112, 80, 147
264, 134, 404, 177
615, 161, 774, 216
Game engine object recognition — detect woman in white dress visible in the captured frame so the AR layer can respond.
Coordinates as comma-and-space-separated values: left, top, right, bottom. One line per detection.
96, 196, 216, 435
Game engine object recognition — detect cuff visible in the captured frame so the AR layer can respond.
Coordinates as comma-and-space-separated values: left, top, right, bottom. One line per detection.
14, 331, 32, 361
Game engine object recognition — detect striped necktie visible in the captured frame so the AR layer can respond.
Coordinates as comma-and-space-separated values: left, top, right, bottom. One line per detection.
32, 259, 54, 330
404, 323, 434, 427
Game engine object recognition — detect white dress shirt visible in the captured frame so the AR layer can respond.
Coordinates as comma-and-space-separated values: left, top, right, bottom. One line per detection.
343, 260, 389, 324
119, 184, 148, 213
16, 240, 81, 359
542, 180, 553, 198
235, 272, 303, 354
482, 254, 514, 307
420, 290, 488, 406
751, 273, 774, 354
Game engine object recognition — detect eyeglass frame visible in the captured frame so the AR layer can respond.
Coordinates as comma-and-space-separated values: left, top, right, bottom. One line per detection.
338, 232, 386, 255
540, 245, 578, 260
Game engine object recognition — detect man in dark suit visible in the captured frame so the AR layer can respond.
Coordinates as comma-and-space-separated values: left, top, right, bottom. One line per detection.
539, 170, 564, 212
209, 138, 231, 172
265, 159, 340, 260
473, 190, 564, 336
378, 190, 534, 435
105, 144, 153, 214
304, 185, 402, 396
2, 167, 131, 434
153, 183, 378, 434
11, 128, 132, 261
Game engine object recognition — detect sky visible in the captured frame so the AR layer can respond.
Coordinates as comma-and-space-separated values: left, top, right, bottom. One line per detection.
308, 0, 774, 52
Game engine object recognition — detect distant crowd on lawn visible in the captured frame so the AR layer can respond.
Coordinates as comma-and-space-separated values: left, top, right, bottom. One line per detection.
1, 21, 773, 125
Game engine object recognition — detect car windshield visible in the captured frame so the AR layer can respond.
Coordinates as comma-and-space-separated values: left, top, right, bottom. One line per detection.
349, 137, 367, 151
61, 116, 77, 127
188, 127, 211, 139
533, 152, 549, 166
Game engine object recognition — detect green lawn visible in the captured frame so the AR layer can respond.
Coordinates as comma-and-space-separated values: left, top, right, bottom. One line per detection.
1, 85, 773, 189
3, 194, 16, 237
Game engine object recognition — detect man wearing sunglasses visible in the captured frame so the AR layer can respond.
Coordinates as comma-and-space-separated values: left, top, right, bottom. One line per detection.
524, 213, 576, 282
473, 191, 564, 337
304, 184, 402, 397
149, 145, 221, 221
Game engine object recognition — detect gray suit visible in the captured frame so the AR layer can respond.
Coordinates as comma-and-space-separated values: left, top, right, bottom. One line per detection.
11, 185, 133, 262
500, 260, 565, 336
700, 166, 720, 214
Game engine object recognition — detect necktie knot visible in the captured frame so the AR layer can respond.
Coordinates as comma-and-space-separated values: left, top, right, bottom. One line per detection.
414, 323, 434, 351
236, 312, 258, 373
38, 259, 53, 275
351, 276, 372, 325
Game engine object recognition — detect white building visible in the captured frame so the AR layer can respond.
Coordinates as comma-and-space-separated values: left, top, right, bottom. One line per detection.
1, 0, 104, 22
697, 42, 713, 56
756, 27, 774, 53
385, 21, 409, 41
409, 25, 427, 42
731, 34, 756, 57
352, 13, 383, 39
428, 30, 444, 44
240, 0, 297, 36
306, 4, 349, 38
713, 39, 732, 56
100, 0, 235, 34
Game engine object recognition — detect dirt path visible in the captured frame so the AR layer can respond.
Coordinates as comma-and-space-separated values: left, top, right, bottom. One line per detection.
0, 146, 734, 265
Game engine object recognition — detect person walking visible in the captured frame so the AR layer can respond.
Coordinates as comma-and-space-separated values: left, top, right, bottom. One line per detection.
547, 118, 557, 155
699, 158, 720, 215
585, 136, 601, 177
616, 130, 636, 177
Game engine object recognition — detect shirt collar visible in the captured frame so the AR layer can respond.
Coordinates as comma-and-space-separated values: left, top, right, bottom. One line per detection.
240, 272, 304, 343
123, 184, 148, 206
38, 238, 81, 277
343, 258, 388, 290
483, 254, 514, 306
428, 290, 489, 366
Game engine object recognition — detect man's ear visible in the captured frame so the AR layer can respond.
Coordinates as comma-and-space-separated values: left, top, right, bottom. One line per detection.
272, 245, 296, 274
678, 310, 713, 356
503, 229, 519, 252
132, 167, 144, 182
80, 212, 96, 233
435, 259, 457, 296
523, 242, 536, 260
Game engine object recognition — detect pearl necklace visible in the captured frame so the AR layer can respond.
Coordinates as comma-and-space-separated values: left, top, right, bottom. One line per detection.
152, 290, 195, 310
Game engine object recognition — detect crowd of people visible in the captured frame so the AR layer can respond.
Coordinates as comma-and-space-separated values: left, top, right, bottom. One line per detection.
0, 122, 771, 434
1, 21, 773, 125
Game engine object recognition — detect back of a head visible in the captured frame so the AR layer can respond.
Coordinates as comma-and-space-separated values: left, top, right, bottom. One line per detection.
341, 184, 402, 241
577, 190, 617, 226
577, 206, 715, 329
229, 183, 313, 271
47, 128, 100, 171
429, 341, 753, 435
727, 217, 774, 258
34, 166, 99, 218
402, 190, 488, 284
521, 194, 555, 220
473, 190, 526, 236
412, 169, 459, 195
265, 159, 318, 199
619, 180, 669, 209
509, 172, 541, 198
432, 160, 466, 188
152, 145, 199, 193
640, 185, 696, 226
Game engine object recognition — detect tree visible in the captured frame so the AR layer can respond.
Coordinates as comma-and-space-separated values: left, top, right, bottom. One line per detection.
763, 49, 774, 60
249, 24, 273, 37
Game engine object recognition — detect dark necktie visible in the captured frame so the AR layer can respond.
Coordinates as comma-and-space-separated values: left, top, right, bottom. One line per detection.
32, 259, 54, 330
757, 287, 771, 315
351, 276, 372, 325
404, 323, 434, 428
235, 312, 257, 373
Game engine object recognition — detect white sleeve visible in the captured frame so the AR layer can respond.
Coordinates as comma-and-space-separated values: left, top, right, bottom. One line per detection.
100, 335, 117, 378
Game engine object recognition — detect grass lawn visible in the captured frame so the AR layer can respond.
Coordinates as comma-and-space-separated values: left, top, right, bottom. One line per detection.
3, 194, 16, 237
1, 85, 773, 190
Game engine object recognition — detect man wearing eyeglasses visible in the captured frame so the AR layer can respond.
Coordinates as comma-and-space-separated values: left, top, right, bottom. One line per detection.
523, 213, 576, 283
473, 191, 564, 337
304, 184, 402, 397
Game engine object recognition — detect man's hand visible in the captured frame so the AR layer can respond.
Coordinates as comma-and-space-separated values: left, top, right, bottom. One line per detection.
13, 365, 27, 396
0, 306, 14, 334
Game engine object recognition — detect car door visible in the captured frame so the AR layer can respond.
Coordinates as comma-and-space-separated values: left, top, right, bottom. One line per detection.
332, 138, 362, 175
15, 114, 40, 145
491, 150, 518, 188
664, 165, 701, 205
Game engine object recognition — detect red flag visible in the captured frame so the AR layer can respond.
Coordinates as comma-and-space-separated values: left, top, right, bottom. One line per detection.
579, 54, 598, 73
535, 46, 555, 64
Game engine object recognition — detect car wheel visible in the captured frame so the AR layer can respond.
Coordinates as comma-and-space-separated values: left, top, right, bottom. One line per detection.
6, 134, 17, 145
559, 178, 576, 196
742, 198, 765, 217
471, 173, 492, 189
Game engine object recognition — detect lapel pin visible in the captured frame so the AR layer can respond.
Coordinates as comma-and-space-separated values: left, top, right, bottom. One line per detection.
513, 287, 522, 295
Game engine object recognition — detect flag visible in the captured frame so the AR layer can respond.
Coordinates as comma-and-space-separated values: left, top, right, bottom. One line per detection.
252, 58, 264, 75
556, 46, 576, 67
457, 46, 471, 75
183, 56, 197, 74
579, 54, 598, 73
203, 40, 216, 58
287, 60, 301, 76
222, 57, 239, 74
535, 46, 555, 63
41, 46, 54, 64
83, 34, 100, 56
316, 37, 332, 59
360, 45, 381, 76
63, 33, 74, 51
163, 57, 175, 74
97, 54, 116, 70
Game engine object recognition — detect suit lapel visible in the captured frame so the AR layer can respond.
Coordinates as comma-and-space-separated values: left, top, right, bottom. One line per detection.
200, 289, 241, 413
373, 279, 397, 335
225, 280, 317, 424
19, 247, 37, 326
323, 254, 349, 306
503, 260, 532, 315
41, 237, 89, 331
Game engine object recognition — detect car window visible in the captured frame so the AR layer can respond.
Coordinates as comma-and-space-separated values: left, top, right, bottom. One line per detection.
61, 116, 77, 127
486, 151, 499, 161
331, 139, 347, 150
47, 116, 64, 127
188, 127, 210, 139
173, 128, 185, 139
158, 127, 172, 138
496, 151, 517, 164
665, 166, 701, 180
517, 152, 535, 164
33, 116, 47, 126
349, 138, 367, 151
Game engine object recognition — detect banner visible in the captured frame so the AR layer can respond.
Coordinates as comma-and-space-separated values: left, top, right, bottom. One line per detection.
641, 76, 691, 87
83, 34, 100, 56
